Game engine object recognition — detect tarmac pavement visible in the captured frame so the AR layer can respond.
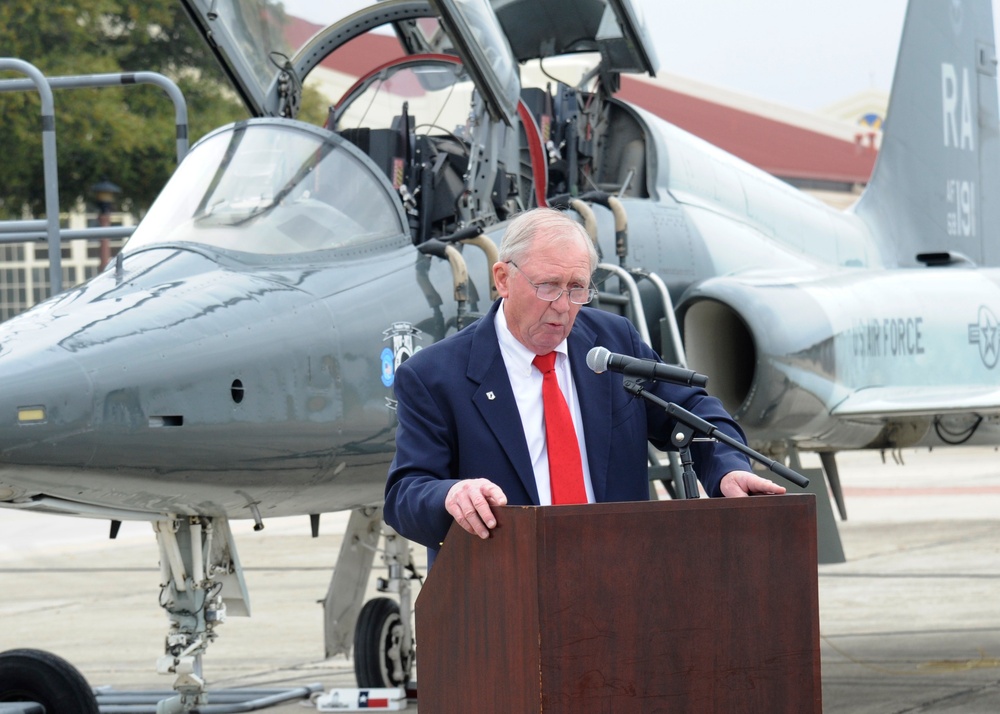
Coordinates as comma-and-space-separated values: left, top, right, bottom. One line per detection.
1, 446, 999, 712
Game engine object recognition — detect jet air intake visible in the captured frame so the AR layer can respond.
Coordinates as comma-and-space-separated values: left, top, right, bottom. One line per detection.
681, 299, 755, 414
677, 279, 850, 448
677, 277, 919, 451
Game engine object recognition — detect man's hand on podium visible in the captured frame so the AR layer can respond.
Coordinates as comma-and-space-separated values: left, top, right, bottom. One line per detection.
446, 478, 509, 539
720, 470, 787, 497
443, 471, 783, 540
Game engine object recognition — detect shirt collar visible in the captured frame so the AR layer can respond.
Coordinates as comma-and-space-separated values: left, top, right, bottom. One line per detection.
495, 299, 569, 375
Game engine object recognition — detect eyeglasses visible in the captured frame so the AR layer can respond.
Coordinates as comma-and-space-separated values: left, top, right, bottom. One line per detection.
508, 261, 597, 305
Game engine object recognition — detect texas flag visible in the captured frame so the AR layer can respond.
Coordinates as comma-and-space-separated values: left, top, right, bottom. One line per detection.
358, 691, 390, 708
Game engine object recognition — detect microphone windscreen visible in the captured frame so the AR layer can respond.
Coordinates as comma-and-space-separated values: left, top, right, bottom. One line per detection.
586, 346, 610, 372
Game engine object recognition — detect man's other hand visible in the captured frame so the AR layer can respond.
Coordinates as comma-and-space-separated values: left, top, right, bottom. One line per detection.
445, 479, 508, 539
720, 470, 787, 497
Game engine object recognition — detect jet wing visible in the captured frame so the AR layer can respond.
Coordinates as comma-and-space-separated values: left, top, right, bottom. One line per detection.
832, 387, 1000, 419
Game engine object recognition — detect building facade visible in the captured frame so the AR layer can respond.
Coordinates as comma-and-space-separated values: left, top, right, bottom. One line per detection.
0, 208, 130, 321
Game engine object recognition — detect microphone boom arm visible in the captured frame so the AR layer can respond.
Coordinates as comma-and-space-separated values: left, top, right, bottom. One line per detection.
622, 379, 810, 489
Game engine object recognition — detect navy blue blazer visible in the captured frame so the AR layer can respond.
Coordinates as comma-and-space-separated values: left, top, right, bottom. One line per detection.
384, 300, 752, 554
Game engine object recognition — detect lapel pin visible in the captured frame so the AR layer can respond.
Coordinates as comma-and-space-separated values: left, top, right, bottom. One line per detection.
486, 391, 496, 400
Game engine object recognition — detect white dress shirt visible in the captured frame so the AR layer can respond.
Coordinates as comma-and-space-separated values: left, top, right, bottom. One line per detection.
495, 301, 594, 505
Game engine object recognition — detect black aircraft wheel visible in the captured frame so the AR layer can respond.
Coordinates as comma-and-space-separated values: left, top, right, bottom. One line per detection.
0, 648, 99, 714
353, 597, 413, 689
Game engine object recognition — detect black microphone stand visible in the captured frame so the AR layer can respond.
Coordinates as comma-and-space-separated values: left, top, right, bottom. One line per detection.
623, 379, 810, 497
670, 420, 700, 499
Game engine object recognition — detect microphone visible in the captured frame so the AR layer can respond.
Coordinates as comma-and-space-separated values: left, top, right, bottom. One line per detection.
586, 346, 708, 388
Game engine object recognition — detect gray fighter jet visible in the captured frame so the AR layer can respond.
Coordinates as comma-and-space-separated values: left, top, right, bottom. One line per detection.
1, 0, 998, 709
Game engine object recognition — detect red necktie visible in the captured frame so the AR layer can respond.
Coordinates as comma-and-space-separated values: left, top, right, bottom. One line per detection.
532, 352, 587, 504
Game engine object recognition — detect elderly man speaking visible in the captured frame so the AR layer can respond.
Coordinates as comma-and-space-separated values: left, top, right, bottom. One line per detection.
384, 208, 783, 559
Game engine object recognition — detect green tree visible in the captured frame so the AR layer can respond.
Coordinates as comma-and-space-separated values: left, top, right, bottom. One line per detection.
0, 1, 249, 219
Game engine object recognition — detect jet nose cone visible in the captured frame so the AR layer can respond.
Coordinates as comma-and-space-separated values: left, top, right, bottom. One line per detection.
0, 310, 95, 470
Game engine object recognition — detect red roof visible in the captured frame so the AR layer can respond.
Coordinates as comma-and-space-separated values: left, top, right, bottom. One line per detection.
619, 76, 877, 185
285, 16, 876, 185
286, 16, 405, 77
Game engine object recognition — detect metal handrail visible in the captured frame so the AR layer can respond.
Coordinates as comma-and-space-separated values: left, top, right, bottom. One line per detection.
0, 226, 135, 244
0, 59, 62, 291
634, 269, 688, 368
0, 58, 188, 294
596, 262, 651, 345
0, 68, 189, 163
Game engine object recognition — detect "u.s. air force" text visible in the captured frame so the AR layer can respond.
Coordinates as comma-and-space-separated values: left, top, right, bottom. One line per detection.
851, 317, 925, 357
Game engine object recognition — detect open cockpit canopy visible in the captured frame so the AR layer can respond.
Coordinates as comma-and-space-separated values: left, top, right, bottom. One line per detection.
180, 0, 658, 121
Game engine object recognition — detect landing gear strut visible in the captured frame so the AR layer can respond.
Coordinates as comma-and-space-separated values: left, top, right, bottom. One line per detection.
152, 516, 250, 712
322, 509, 419, 690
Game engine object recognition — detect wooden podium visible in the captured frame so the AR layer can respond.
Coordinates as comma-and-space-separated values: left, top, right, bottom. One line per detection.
415, 495, 821, 713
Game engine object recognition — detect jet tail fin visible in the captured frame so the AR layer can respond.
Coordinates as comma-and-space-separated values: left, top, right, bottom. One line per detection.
854, 0, 1000, 268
